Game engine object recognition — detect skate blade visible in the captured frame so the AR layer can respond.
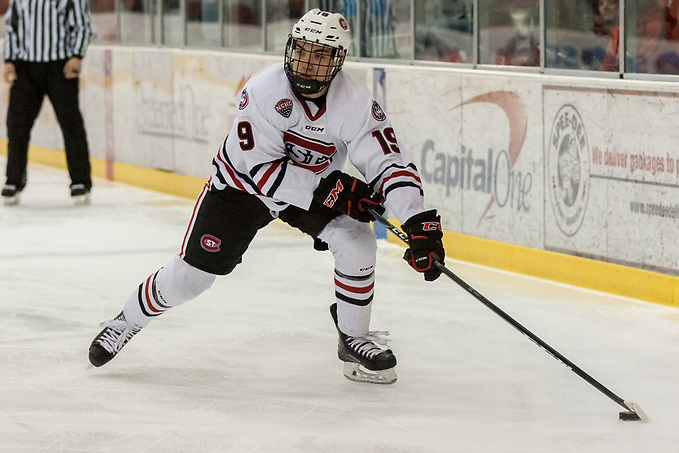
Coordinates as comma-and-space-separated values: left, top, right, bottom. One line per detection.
3, 195, 20, 206
343, 362, 397, 384
72, 193, 91, 206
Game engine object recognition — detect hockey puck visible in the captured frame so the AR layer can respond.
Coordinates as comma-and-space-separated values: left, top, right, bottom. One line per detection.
619, 411, 641, 421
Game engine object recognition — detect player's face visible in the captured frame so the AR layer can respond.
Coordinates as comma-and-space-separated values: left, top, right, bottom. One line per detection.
291, 41, 336, 83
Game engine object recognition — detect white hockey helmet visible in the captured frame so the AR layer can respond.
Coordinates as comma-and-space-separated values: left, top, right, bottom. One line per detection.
291, 8, 351, 51
284, 9, 351, 95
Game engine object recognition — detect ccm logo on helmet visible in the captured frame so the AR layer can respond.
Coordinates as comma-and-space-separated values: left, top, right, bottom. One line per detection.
201, 234, 222, 252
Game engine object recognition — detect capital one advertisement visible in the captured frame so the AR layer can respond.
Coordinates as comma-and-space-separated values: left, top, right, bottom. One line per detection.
380, 68, 544, 250
380, 66, 679, 276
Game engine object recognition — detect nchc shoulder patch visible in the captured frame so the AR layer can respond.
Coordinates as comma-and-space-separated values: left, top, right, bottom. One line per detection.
371, 100, 386, 121
275, 98, 293, 118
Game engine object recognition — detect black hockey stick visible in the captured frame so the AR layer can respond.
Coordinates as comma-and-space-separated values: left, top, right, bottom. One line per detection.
369, 208, 647, 422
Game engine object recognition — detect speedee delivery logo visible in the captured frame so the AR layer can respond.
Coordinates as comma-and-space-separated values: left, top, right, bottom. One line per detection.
547, 104, 590, 236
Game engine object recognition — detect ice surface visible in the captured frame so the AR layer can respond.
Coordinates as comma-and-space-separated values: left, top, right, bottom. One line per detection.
1, 159, 678, 452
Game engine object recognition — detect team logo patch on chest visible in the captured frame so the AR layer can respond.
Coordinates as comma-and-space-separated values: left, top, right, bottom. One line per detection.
283, 131, 336, 174
275, 99, 293, 118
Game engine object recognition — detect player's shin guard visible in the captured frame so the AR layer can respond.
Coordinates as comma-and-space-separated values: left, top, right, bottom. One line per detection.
333, 269, 374, 336
333, 270, 397, 383
319, 217, 394, 382
123, 255, 216, 328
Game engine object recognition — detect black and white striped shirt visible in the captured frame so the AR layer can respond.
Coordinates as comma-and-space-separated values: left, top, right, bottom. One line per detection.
3, 0, 92, 62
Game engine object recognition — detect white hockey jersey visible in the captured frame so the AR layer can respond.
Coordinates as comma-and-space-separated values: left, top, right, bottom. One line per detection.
210, 63, 425, 223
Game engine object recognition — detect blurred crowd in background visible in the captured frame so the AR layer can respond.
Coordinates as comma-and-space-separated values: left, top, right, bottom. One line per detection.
2, 0, 677, 75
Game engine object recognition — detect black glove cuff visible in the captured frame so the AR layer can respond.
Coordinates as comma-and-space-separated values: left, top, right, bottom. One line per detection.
402, 209, 441, 235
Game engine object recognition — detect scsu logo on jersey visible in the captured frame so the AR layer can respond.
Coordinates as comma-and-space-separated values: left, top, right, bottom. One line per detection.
371, 100, 386, 121
283, 131, 337, 174
238, 89, 249, 110
200, 234, 222, 252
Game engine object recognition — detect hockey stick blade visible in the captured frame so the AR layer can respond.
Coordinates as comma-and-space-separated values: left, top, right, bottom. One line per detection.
369, 208, 648, 422
619, 401, 648, 422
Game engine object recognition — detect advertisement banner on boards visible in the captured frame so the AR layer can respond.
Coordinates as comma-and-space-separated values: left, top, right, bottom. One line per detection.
384, 68, 544, 249
543, 86, 679, 274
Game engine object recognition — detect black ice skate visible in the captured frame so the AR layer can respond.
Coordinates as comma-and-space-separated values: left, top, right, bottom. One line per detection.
88, 312, 141, 367
2, 184, 22, 206
70, 184, 91, 205
330, 303, 397, 384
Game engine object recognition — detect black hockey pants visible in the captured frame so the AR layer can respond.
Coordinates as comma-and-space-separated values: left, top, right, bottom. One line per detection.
181, 186, 341, 275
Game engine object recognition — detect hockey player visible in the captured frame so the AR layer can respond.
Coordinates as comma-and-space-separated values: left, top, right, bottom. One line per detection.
88, 9, 445, 384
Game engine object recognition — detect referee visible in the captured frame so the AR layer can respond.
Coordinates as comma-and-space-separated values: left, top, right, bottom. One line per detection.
2, 0, 93, 205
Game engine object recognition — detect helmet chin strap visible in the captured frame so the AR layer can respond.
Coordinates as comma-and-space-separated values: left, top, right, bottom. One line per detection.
289, 76, 331, 97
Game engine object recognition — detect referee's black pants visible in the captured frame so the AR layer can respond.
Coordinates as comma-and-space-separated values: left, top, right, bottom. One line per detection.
5, 60, 91, 190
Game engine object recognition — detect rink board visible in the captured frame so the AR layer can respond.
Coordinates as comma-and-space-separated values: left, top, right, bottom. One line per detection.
1, 45, 678, 307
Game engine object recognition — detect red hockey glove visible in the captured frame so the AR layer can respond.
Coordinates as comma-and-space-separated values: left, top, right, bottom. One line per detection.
313, 170, 384, 222
402, 210, 445, 281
